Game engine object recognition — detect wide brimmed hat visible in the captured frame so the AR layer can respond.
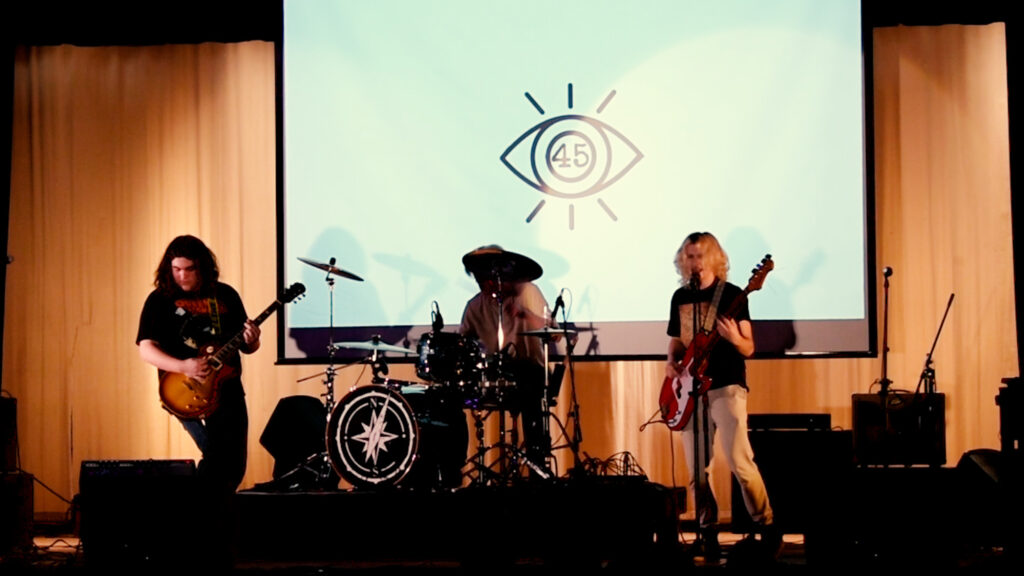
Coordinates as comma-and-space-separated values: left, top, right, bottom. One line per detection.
462, 245, 542, 282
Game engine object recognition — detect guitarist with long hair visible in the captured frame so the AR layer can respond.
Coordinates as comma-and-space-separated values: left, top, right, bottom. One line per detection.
136, 235, 261, 497
664, 231, 779, 560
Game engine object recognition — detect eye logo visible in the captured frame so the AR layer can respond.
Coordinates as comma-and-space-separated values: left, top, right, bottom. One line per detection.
501, 84, 643, 230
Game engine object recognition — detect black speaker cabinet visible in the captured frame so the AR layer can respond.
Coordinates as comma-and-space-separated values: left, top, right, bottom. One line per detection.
731, 428, 854, 534
78, 459, 197, 567
853, 392, 946, 466
0, 471, 33, 554
996, 380, 1022, 454
0, 398, 17, 471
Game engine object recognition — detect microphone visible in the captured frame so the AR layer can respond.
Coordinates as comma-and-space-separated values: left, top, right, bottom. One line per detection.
431, 301, 444, 332
550, 289, 565, 322
689, 273, 700, 290
329, 256, 336, 266
883, 266, 893, 278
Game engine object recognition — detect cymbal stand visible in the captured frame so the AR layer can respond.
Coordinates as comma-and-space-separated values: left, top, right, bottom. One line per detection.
292, 265, 342, 488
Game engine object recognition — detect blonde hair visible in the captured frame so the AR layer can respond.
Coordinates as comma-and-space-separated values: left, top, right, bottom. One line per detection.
674, 231, 729, 286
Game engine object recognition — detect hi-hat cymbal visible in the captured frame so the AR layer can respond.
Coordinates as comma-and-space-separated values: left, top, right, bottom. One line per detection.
462, 246, 542, 282
520, 326, 577, 339
333, 340, 414, 354
298, 257, 364, 281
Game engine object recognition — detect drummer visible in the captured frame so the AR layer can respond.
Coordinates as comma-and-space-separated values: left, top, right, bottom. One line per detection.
459, 245, 559, 476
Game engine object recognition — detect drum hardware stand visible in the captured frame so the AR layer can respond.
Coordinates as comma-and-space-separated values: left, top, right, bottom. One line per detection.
464, 404, 550, 486
463, 361, 527, 487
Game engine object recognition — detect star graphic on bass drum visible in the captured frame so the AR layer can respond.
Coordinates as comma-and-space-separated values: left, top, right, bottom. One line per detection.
353, 400, 400, 465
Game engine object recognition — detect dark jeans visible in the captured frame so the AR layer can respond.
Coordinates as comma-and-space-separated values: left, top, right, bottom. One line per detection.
178, 379, 248, 494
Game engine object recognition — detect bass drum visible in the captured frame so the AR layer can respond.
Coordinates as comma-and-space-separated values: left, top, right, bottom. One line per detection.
326, 384, 467, 490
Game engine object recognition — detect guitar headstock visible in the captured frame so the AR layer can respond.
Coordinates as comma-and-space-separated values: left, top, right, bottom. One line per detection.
747, 255, 774, 292
282, 282, 307, 304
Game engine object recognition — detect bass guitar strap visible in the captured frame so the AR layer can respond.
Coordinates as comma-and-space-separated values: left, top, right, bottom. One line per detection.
699, 281, 726, 334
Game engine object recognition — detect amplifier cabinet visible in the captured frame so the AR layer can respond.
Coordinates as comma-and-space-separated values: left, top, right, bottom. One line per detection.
78, 459, 197, 567
852, 392, 946, 466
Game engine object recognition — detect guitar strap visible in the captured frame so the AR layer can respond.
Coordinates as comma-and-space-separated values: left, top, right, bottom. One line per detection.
207, 297, 222, 337
700, 281, 726, 334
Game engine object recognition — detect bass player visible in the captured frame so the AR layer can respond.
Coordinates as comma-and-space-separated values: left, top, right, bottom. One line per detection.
664, 231, 779, 560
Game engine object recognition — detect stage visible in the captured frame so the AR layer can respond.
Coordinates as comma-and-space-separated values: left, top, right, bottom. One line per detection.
60, 446, 1022, 571
75, 471, 680, 570
234, 476, 678, 567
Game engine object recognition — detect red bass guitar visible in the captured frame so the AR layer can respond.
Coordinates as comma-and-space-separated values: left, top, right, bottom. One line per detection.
658, 256, 773, 430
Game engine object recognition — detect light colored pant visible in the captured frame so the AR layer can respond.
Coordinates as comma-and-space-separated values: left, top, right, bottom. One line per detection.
680, 384, 773, 527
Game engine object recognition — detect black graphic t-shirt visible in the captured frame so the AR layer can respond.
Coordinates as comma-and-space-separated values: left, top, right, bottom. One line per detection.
666, 280, 749, 390
136, 282, 249, 379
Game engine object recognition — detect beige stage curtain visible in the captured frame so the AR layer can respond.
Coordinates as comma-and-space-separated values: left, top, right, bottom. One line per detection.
5, 24, 1017, 519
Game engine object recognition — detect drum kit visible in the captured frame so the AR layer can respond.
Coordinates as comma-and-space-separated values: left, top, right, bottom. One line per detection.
282, 249, 582, 493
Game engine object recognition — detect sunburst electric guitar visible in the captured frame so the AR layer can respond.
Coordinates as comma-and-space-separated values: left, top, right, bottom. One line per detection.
159, 283, 305, 419
659, 256, 773, 430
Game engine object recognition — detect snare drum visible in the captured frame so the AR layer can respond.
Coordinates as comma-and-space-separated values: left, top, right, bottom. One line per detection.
469, 378, 518, 410
416, 331, 486, 392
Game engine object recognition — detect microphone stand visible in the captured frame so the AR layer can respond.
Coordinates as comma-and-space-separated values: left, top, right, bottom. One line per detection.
877, 267, 893, 466
553, 299, 584, 478
879, 269, 893, 396
917, 293, 954, 395
688, 275, 714, 556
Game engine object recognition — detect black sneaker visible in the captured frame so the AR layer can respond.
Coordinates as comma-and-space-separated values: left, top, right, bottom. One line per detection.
760, 524, 784, 560
698, 529, 721, 562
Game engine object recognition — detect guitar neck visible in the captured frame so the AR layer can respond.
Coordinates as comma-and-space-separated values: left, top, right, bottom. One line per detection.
211, 300, 281, 365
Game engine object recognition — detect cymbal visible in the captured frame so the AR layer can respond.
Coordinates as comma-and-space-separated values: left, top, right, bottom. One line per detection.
462, 246, 542, 282
298, 257, 364, 281
333, 340, 414, 354
520, 326, 577, 339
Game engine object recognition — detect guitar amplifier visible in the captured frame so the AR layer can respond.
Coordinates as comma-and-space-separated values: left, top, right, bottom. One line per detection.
79, 459, 197, 567
853, 392, 946, 466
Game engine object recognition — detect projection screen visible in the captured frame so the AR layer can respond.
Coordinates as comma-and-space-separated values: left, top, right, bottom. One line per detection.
277, 0, 876, 364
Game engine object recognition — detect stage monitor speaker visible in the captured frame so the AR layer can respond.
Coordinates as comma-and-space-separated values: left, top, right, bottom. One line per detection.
852, 392, 946, 466
955, 448, 1021, 548
260, 395, 328, 479
78, 459, 196, 567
